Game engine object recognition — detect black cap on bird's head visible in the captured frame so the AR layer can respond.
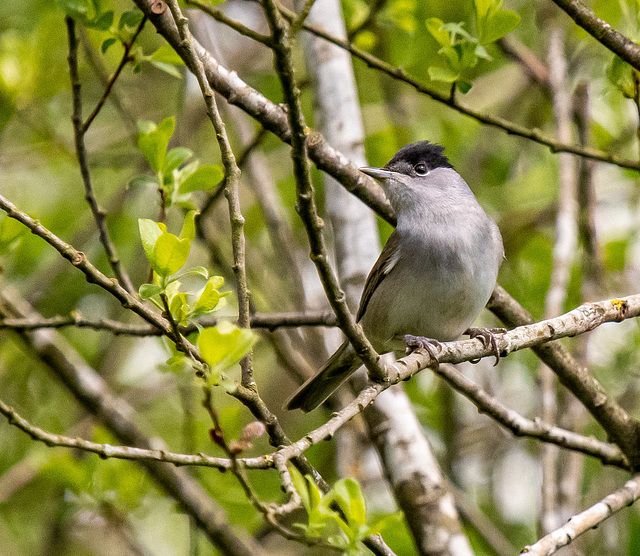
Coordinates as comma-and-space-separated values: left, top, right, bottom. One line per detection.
359, 141, 453, 181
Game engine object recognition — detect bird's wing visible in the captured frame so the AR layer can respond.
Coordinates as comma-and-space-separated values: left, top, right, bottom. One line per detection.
357, 230, 402, 321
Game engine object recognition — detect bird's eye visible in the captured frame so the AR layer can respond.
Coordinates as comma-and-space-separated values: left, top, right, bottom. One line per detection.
414, 163, 428, 175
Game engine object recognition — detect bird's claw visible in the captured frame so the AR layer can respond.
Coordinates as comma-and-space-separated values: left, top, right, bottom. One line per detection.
464, 327, 506, 366
404, 334, 442, 370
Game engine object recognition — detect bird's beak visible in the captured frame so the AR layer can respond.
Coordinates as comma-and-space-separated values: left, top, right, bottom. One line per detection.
359, 166, 396, 180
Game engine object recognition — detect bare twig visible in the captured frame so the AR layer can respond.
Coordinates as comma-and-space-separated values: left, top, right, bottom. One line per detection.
262, 0, 383, 381
0, 288, 265, 556
82, 16, 147, 132
65, 18, 136, 295
185, 0, 273, 46
550, 0, 640, 72
433, 364, 626, 468
520, 475, 640, 555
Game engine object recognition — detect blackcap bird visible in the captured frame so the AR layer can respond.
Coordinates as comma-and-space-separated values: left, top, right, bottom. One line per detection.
285, 141, 504, 412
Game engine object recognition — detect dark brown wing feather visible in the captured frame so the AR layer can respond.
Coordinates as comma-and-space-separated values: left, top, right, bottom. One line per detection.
357, 230, 402, 321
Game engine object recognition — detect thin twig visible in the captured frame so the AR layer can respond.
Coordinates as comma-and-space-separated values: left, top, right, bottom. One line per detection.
262, 0, 383, 381
65, 17, 136, 295
185, 0, 273, 46
82, 16, 148, 132
0, 310, 336, 335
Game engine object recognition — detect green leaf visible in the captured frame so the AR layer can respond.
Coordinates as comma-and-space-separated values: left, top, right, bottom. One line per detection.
152, 232, 190, 277
138, 283, 163, 300
101, 38, 117, 54
456, 79, 474, 93
91, 10, 113, 31
197, 321, 255, 376
119, 9, 143, 30
428, 66, 459, 83
128, 174, 158, 189
150, 44, 185, 66
164, 147, 193, 174
192, 279, 222, 316
169, 292, 189, 324
138, 219, 163, 262
425, 18, 450, 48
289, 466, 311, 512
479, 10, 520, 44
137, 117, 175, 173
608, 55, 637, 98
0, 215, 25, 254
57, 0, 89, 21
179, 210, 198, 240
149, 61, 183, 79
179, 165, 224, 194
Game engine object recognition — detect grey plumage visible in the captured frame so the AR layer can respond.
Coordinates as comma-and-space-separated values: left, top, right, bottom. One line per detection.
285, 141, 504, 412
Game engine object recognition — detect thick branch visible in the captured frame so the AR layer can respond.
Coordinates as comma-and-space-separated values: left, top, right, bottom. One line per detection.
550, 0, 640, 72
488, 286, 640, 467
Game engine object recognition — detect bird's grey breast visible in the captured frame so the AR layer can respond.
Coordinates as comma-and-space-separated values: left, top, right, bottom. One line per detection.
361, 201, 502, 350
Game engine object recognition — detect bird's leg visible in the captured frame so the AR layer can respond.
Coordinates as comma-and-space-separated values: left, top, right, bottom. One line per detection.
403, 334, 442, 370
464, 327, 507, 366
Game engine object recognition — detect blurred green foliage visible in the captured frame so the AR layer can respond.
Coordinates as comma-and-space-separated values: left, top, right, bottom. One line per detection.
0, 0, 639, 554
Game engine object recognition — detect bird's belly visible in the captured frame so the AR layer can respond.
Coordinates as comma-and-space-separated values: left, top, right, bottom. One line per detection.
360, 257, 494, 352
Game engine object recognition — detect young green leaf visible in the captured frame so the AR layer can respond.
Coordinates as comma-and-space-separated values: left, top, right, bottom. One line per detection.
192, 279, 222, 316
425, 18, 450, 48
137, 117, 175, 173
152, 232, 190, 277
179, 165, 224, 194
179, 210, 198, 240
478, 9, 520, 44
149, 61, 183, 79
138, 283, 163, 300
119, 9, 143, 30
164, 147, 193, 174
428, 66, 459, 83
197, 322, 255, 377
138, 219, 163, 262
101, 38, 117, 54
150, 44, 186, 66
289, 466, 311, 512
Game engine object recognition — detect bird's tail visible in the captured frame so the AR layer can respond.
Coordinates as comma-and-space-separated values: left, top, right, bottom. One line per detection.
284, 341, 363, 412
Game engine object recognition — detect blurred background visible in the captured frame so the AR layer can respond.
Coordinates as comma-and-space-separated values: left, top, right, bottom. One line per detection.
1, 0, 640, 554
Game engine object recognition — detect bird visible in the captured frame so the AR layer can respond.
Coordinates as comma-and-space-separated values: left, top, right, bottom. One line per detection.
285, 141, 504, 412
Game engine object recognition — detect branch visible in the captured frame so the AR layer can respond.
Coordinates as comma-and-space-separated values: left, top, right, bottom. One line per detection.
0, 398, 267, 470
488, 286, 640, 468
521, 475, 640, 555
273, 4, 640, 171
433, 364, 626, 468
0, 192, 204, 363
261, 0, 383, 380
0, 288, 265, 556
0, 311, 336, 335
550, 0, 640, 72
66, 18, 136, 295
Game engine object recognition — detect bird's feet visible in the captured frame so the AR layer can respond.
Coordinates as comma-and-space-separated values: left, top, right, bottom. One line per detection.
464, 327, 506, 366
404, 334, 442, 370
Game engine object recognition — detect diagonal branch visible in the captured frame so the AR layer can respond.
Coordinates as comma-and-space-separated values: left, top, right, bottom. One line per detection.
550, 0, 640, 72
261, 0, 383, 380
66, 18, 136, 295
520, 475, 640, 555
